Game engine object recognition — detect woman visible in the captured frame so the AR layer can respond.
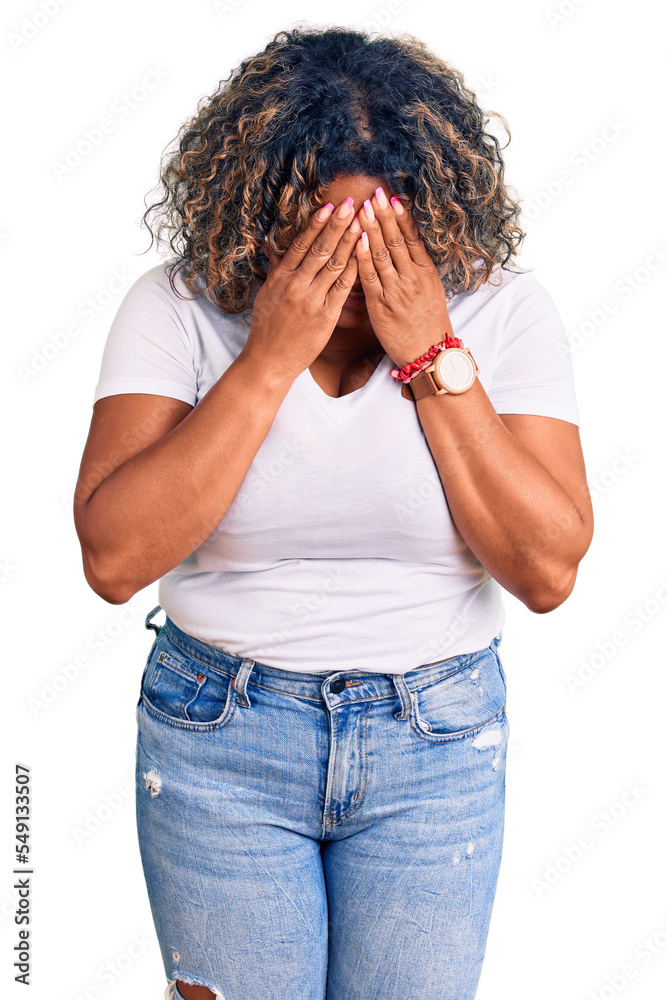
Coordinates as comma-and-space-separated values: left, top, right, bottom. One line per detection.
74, 26, 593, 1000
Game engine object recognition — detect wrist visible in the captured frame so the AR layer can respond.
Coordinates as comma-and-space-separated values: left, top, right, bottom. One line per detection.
234, 345, 298, 393
390, 333, 464, 382
390, 346, 435, 372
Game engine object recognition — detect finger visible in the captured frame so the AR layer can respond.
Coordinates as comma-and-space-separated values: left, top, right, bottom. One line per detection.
281, 197, 357, 281
354, 227, 382, 300
389, 196, 434, 267
357, 197, 395, 285
367, 187, 413, 275
324, 250, 359, 309
310, 210, 363, 297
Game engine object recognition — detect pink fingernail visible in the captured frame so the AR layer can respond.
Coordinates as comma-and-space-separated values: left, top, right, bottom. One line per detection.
361, 231, 369, 251
375, 187, 388, 209
363, 199, 375, 222
390, 196, 404, 215
316, 202, 334, 221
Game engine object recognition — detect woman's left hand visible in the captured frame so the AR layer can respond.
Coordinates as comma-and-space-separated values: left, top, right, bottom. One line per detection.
353, 187, 455, 371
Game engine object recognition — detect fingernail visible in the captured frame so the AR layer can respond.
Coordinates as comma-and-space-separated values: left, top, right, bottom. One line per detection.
349, 214, 361, 233
316, 203, 334, 221
375, 187, 388, 209
390, 196, 404, 215
363, 199, 375, 222
337, 197, 354, 218
361, 231, 369, 251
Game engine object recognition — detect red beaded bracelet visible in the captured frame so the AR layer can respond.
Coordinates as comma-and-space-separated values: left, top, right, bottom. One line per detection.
389, 332, 464, 383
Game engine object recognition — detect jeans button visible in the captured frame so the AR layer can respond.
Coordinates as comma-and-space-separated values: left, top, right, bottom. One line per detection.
330, 678, 346, 694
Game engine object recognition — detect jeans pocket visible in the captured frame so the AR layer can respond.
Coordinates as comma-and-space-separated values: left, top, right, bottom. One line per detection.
411, 646, 506, 744
140, 635, 237, 732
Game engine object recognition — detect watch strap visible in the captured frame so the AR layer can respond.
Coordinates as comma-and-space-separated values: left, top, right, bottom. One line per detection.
400, 346, 479, 401
401, 369, 438, 401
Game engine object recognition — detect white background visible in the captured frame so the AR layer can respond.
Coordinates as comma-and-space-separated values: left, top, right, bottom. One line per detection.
3, 0, 666, 997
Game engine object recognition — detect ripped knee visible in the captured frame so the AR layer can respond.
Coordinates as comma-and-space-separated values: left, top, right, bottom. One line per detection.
167, 978, 222, 999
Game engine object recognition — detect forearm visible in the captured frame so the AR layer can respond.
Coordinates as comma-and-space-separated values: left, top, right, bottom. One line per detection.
415, 378, 588, 612
80, 349, 294, 603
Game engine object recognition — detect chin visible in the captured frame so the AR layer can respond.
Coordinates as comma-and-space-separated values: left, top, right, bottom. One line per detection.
341, 298, 367, 312
337, 307, 369, 328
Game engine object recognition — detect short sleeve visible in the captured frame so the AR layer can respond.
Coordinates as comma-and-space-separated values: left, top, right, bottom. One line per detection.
92, 265, 198, 407
487, 271, 581, 428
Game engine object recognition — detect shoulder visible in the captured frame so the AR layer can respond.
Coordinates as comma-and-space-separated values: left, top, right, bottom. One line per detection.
460, 261, 548, 305
131, 258, 249, 333
124, 257, 204, 305
117, 259, 253, 373
450, 263, 564, 335
118, 259, 224, 338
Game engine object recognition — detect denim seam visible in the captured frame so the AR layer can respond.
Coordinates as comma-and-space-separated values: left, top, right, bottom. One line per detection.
162, 625, 496, 688
328, 700, 372, 827
140, 687, 238, 732
163, 629, 245, 677
405, 649, 488, 697
156, 652, 206, 684
152, 656, 225, 715
152, 634, 499, 707
323, 705, 340, 828
409, 702, 506, 744
492, 646, 508, 695
141, 671, 491, 708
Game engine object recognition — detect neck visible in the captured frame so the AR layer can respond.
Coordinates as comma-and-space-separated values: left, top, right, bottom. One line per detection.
318, 318, 384, 367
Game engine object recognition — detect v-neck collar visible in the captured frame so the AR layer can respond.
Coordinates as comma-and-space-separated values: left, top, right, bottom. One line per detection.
297, 353, 393, 425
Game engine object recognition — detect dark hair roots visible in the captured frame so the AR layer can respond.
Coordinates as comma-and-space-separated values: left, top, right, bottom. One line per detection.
140, 25, 526, 319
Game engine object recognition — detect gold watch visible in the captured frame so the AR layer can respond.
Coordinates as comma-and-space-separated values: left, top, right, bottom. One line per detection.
401, 346, 479, 401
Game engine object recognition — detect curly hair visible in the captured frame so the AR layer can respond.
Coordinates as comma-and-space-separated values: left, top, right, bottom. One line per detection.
140, 25, 526, 323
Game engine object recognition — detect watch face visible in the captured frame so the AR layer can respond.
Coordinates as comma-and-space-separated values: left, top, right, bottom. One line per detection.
436, 349, 474, 391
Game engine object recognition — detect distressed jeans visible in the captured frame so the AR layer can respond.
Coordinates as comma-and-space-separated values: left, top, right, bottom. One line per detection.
136, 606, 509, 1000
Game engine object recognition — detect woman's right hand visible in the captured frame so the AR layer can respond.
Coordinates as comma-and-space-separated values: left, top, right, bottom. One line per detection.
242, 196, 362, 380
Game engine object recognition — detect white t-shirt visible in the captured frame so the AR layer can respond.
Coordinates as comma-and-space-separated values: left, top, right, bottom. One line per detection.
92, 258, 580, 673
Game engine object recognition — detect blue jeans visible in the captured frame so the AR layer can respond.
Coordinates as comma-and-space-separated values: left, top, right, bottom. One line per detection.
136, 606, 509, 1000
